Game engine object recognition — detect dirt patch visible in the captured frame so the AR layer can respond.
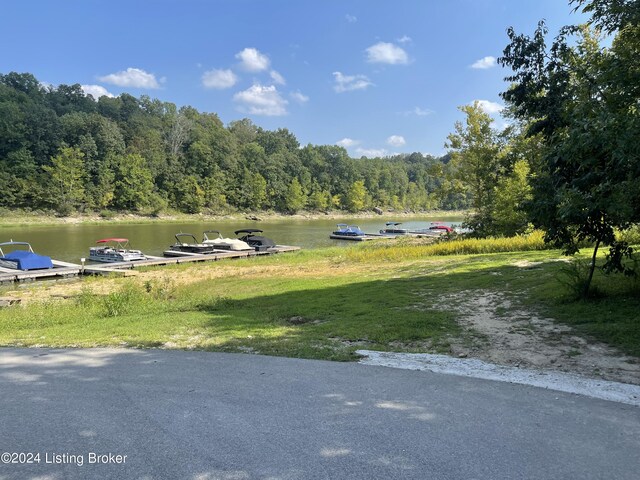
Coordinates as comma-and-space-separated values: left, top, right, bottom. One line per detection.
434, 290, 640, 385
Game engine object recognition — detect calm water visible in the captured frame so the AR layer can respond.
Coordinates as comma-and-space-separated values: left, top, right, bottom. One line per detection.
0, 215, 463, 263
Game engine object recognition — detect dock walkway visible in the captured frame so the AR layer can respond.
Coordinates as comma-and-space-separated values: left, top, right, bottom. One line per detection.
0, 246, 300, 284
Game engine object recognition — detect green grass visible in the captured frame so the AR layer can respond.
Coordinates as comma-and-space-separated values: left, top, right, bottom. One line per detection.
1, 234, 639, 360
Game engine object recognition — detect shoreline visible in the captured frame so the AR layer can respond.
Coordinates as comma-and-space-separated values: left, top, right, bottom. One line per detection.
0, 209, 468, 227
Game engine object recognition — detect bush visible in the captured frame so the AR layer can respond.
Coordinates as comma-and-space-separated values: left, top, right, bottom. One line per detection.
346, 231, 548, 262
102, 283, 143, 317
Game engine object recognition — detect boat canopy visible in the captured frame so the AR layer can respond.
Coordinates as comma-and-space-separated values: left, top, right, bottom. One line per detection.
175, 233, 199, 243
96, 238, 129, 244
234, 229, 263, 235
0, 241, 33, 250
385, 222, 402, 226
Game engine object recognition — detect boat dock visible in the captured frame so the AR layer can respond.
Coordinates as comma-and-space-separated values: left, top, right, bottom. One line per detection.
329, 232, 441, 241
0, 260, 82, 284
0, 246, 300, 284
329, 233, 395, 241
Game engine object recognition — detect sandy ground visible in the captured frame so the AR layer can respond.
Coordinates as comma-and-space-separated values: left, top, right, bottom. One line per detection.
0, 209, 468, 226
434, 289, 640, 385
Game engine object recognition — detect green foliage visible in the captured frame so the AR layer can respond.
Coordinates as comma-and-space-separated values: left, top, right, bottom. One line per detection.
174, 175, 205, 214
235, 168, 267, 211
111, 153, 154, 211
0, 70, 474, 216
499, 2, 640, 295
102, 283, 144, 317
42, 147, 87, 214
445, 103, 536, 238
492, 159, 533, 236
557, 259, 604, 300
346, 230, 548, 263
283, 177, 307, 213
344, 180, 368, 212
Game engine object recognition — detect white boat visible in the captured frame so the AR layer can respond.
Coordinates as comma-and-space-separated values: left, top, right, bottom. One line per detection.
202, 231, 253, 251
89, 238, 147, 263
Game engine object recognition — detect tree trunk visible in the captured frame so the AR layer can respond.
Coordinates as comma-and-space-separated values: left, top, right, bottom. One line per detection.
584, 239, 601, 298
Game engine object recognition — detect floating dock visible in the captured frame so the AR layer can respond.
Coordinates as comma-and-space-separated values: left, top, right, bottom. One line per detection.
329, 232, 441, 241
0, 246, 300, 284
0, 260, 81, 284
329, 233, 395, 241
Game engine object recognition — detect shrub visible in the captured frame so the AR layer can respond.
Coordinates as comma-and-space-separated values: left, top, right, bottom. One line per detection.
102, 283, 143, 317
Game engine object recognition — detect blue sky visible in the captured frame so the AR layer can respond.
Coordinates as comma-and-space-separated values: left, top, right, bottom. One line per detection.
2, 0, 586, 157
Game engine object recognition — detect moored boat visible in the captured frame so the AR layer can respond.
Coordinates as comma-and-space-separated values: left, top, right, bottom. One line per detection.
332, 224, 365, 237
234, 229, 276, 251
379, 222, 409, 235
429, 222, 454, 233
202, 231, 253, 251
88, 238, 147, 263
165, 233, 220, 256
0, 241, 53, 271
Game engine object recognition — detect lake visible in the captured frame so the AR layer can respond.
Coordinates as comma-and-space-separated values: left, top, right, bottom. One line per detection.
0, 215, 463, 263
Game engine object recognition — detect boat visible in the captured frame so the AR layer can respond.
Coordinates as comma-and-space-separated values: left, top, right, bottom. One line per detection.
332, 224, 365, 237
88, 238, 147, 263
202, 231, 253, 251
165, 233, 220, 256
0, 241, 53, 271
234, 229, 276, 251
379, 222, 409, 235
429, 222, 454, 233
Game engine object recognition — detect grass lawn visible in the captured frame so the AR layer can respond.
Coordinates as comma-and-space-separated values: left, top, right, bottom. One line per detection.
1, 235, 639, 360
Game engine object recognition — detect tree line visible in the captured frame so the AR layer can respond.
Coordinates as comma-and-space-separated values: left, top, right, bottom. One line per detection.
0, 74, 472, 216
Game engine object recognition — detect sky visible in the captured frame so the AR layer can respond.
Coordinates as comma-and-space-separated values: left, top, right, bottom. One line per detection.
1, 0, 587, 157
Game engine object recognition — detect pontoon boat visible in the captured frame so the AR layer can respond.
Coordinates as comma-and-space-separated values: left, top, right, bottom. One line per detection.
234, 229, 276, 251
89, 238, 147, 263
379, 222, 409, 235
332, 224, 365, 237
202, 231, 253, 251
165, 233, 220, 256
0, 241, 53, 271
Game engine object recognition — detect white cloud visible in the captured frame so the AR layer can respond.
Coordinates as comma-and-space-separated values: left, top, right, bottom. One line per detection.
233, 84, 288, 116
387, 135, 406, 147
401, 106, 433, 116
270, 70, 286, 85
332, 72, 373, 93
470, 56, 497, 69
236, 47, 270, 72
81, 84, 114, 99
397, 35, 412, 44
474, 99, 504, 115
365, 42, 409, 65
202, 69, 238, 89
356, 147, 388, 158
336, 138, 359, 148
98, 67, 161, 89
345, 14, 357, 23
290, 91, 309, 104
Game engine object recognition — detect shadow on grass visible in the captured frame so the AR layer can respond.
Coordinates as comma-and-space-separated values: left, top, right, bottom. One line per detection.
191, 256, 640, 359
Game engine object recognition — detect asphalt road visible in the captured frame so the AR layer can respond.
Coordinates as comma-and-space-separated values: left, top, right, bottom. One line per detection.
0, 348, 638, 480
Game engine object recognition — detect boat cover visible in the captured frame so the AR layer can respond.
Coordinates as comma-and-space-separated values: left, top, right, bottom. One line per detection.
1, 250, 53, 270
